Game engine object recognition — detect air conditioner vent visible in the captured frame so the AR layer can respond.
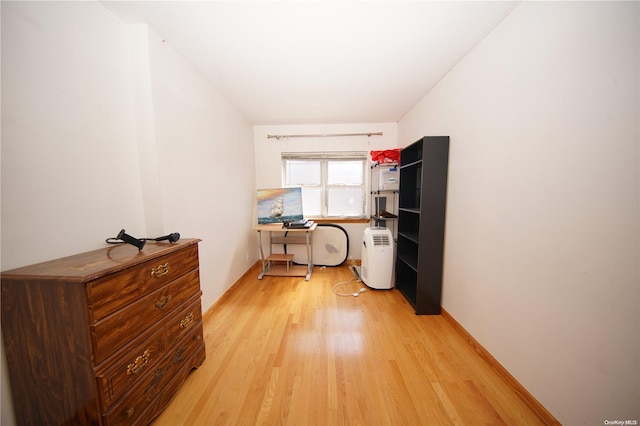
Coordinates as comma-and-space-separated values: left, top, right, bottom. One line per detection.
372, 234, 391, 246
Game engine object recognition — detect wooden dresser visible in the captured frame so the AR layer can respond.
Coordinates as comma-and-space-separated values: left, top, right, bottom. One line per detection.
1, 238, 206, 425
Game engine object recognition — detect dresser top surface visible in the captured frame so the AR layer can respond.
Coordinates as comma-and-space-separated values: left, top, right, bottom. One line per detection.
1, 238, 201, 281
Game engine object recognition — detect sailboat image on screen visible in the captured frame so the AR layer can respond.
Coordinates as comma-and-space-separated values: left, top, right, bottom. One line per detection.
257, 187, 304, 224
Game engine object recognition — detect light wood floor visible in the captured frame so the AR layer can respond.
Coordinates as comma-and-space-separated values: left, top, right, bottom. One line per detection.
153, 263, 550, 425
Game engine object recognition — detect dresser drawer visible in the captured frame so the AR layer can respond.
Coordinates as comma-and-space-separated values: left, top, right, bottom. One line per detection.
88, 244, 199, 322
166, 297, 203, 348
97, 327, 166, 410
138, 337, 206, 426
92, 269, 201, 364
102, 323, 204, 426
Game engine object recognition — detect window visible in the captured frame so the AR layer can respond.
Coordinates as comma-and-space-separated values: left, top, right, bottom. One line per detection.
282, 152, 367, 218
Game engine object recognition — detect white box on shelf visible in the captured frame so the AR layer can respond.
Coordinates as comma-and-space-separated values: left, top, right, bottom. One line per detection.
372, 165, 399, 191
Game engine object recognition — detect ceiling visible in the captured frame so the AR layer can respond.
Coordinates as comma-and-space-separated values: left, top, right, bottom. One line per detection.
102, 1, 518, 125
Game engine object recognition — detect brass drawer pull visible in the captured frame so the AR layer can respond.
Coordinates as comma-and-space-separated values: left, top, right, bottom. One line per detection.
154, 295, 172, 310
180, 312, 195, 329
151, 263, 170, 278
127, 349, 150, 375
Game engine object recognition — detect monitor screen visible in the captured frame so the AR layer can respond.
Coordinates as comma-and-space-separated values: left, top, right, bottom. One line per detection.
257, 187, 304, 224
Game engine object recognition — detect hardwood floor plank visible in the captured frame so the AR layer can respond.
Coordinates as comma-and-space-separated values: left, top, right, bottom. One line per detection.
152, 264, 555, 425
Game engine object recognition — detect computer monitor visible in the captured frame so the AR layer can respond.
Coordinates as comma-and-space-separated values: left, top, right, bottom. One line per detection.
256, 187, 304, 224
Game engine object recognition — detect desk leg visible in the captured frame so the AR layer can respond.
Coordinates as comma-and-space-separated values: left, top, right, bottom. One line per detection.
257, 230, 266, 279
305, 229, 313, 281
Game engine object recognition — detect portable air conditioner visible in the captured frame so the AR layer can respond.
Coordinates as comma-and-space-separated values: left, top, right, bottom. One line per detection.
361, 227, 394, 289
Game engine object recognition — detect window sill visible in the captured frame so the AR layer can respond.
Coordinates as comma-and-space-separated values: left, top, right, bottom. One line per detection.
307, 217, 370, 224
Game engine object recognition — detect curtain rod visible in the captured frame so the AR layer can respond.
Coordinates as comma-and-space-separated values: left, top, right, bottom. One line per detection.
267, 132, 383, 140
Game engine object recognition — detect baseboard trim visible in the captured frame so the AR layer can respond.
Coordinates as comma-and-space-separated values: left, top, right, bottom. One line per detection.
441, 308, 560, 425
203, 261, 261, 321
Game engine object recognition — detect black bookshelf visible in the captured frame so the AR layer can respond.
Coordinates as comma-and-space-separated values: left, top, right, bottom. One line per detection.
395, 136, 449, 315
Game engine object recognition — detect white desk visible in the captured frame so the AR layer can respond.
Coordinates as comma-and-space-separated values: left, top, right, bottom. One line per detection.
254, 223, 317, 281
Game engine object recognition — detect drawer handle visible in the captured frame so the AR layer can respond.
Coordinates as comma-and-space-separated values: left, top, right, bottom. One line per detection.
154, 295, 172, 310
151, 263, 170, 278
180, 312, 195, 329
126, 407, 135, 418
127, 349, 150, 375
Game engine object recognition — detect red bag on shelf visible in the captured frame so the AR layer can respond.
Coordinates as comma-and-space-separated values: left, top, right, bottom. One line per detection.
370, 149, 401, 164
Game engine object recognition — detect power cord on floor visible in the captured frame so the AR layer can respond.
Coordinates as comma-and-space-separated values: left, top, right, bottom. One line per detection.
332, 277, 367, 297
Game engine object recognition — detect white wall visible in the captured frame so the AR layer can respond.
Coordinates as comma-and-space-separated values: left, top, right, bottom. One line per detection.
144, 25, 256, 311
1, 2, 145, 268
0, 2, 255, 424
398, 2, 639, 424
253, 123, 398, 259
